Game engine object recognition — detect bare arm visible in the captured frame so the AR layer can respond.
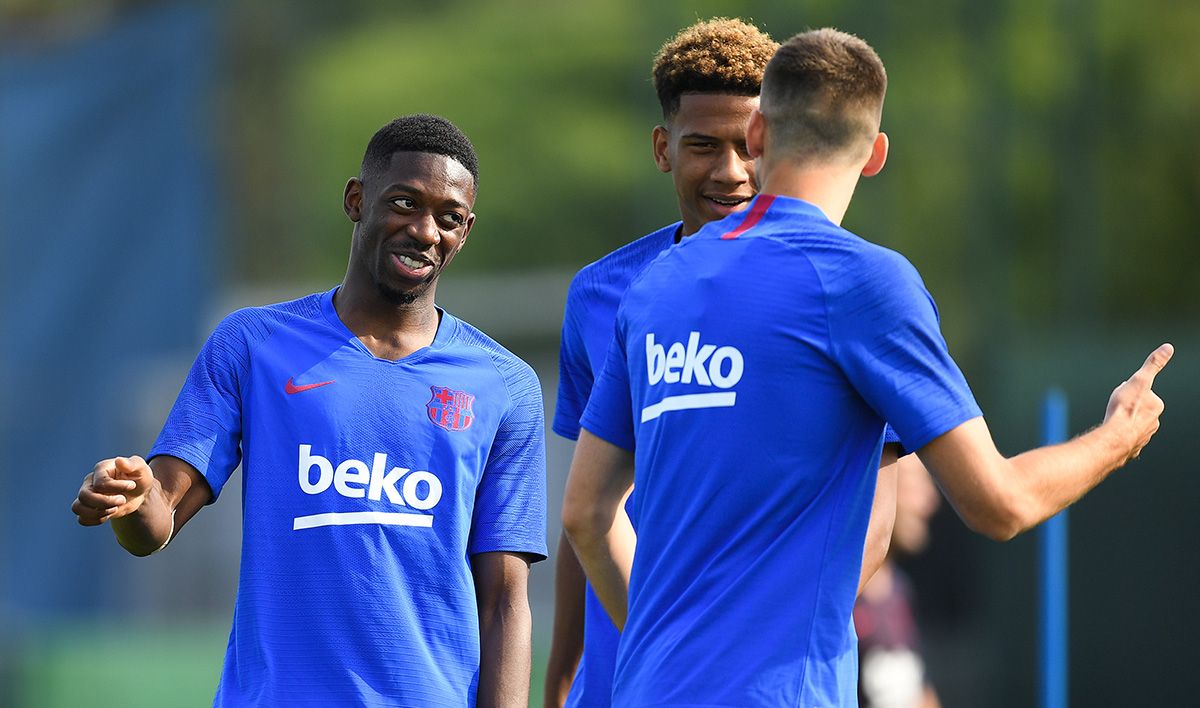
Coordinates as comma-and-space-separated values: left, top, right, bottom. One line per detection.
473, 551, 534, 708
561, 430, 636, 630
858, 443, 900, 595
918, 344, 1172, 541
543, 531, 586, 708
72, 454, 212, 556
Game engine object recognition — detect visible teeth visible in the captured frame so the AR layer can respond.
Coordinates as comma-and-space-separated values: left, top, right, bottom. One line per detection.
710, 197, 742, 206
398, 255, 425, 269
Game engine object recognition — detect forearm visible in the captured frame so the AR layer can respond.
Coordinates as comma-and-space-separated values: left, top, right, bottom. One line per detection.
544, 531, 586, 708
561, 430, 637, 629
477, 587, 532, 707
922, 418, 1134, 541
1002, 422, 1131, 532
565, 508, 635, 630
923, 344, 1170, 542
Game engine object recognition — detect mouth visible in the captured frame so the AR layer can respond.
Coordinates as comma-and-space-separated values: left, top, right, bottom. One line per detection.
704, 194, 753, 213
389, 252, 435, 279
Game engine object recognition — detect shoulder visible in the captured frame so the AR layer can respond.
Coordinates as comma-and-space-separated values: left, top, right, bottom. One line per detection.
446, 315, 541, 400
213, 291, 326, 341
201, 292, 329, 371
769, 222, 925, 302
568, 223, 680, 304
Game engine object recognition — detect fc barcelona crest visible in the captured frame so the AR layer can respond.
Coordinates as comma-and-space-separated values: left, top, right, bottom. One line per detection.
427, 386, 476, 432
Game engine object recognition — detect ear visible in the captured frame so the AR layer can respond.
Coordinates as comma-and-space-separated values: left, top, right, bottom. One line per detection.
651, 124, 672, 173
746, 109, 766, 159
344, 177, 364, 221
456, 213, 476, 254
861, 132, 889, 178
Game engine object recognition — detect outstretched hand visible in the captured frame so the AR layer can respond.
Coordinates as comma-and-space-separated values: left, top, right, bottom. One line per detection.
72, 456, 155, 526
1104, 343, 1173, 462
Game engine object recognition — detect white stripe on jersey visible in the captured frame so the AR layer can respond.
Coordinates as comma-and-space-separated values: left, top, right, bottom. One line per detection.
641, 392, 737, 422
293, 511, 435, 530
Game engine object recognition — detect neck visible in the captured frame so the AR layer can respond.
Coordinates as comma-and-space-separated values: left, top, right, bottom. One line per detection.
757, 157, 863, 225
334, 276, 441, 360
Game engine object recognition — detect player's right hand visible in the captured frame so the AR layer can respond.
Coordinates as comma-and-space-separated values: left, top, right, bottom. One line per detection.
1103, 343, 1173, 462
72, 456, 155, 526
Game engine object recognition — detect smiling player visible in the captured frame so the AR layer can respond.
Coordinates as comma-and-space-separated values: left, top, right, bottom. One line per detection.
545, 19, 900, 708
564, 29, 1171, 706
71, 114, 547, 707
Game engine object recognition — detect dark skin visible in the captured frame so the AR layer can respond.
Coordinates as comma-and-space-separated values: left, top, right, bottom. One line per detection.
72, 151, 535, 708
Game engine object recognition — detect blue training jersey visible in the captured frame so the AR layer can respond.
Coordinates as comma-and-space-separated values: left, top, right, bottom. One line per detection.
553, 222, 679, 708
150, 288, 547, 707
581, 194, 981, 707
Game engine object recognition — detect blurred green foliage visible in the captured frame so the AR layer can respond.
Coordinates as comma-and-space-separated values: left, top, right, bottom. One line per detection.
223, 0, 1199, 354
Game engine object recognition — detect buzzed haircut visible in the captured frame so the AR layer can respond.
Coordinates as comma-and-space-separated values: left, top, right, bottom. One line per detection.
360, 113, 479, 184
652, 18, 778, 120
760, 28, 887, 163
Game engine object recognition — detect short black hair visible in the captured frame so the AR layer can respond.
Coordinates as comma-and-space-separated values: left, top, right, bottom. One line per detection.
360, 114, 479, 184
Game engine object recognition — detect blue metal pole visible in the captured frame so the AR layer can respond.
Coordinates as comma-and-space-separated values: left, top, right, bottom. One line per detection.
1040, 389, 1069, 708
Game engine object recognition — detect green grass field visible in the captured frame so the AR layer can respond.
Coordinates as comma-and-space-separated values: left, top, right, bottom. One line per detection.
12, 620, 549, 707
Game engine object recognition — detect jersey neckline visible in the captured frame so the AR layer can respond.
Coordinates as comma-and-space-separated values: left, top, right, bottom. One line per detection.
319, 286, 459, 364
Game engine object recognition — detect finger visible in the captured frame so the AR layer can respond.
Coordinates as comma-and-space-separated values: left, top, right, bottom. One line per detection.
91, 459, 118, 485
1129, 343, 1174, 388
90, 475, 137, 494
72, 498, 109, 525
77, 487, 128, 510
113, 455, 151, 482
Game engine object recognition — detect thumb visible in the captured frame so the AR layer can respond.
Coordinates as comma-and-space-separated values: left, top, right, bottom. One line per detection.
1128, 343, 1174, 390
113, 455, 152, 482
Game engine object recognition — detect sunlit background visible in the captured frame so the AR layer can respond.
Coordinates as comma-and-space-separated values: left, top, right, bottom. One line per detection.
3, 1, 1198, 706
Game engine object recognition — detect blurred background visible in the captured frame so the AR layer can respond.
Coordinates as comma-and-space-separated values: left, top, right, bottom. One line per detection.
2, 0, 1197, 705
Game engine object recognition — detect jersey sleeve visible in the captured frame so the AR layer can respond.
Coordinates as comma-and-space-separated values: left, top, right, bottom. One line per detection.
551, 278, 593, 441
468, 361, 548, 560
579, 318, 635, 451
148, 312, 247, 501
827, 250, 982, 452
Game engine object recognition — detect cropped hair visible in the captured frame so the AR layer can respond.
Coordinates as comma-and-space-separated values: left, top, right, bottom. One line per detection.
760, 28, 887, 162
652, 18, 778, 120
360, 114, 479, 184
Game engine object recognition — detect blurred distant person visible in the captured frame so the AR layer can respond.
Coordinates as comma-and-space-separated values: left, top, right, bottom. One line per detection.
855, 456, 944, 708
544, 18, 900, 707
564, 28, 1171, 706
71, 114, 546, 707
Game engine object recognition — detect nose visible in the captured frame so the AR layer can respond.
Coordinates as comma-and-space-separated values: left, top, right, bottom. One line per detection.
711, 147, 751, 186
406, 212, 440, 246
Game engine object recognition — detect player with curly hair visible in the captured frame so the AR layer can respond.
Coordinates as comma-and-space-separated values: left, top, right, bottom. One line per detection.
546, 19, 900, 707
565, 28, 1170, 706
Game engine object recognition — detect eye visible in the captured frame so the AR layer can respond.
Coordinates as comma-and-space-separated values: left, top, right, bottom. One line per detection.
392, 197, 416, 209
441, 212, 466, 227
687, 142, 717, 153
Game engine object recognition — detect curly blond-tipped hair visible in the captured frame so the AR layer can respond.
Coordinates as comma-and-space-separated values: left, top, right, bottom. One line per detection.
652, 18, 778, 119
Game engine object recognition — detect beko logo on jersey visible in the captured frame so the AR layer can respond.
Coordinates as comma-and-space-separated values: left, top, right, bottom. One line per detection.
641, 332, 743, 422
291, 444, 444, 531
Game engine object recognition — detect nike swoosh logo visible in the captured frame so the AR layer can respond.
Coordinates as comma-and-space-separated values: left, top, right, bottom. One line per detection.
285, 378, 336, 394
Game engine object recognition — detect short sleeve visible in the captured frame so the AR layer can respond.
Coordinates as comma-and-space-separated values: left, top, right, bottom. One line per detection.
552, 280, 592, 441
828, 251, 982, 451
580, 321, 635, 451
468, 363, 548, 560
148, 313, 246, 500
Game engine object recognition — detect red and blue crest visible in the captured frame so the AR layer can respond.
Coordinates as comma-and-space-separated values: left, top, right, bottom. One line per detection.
427, 386, 475, 432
